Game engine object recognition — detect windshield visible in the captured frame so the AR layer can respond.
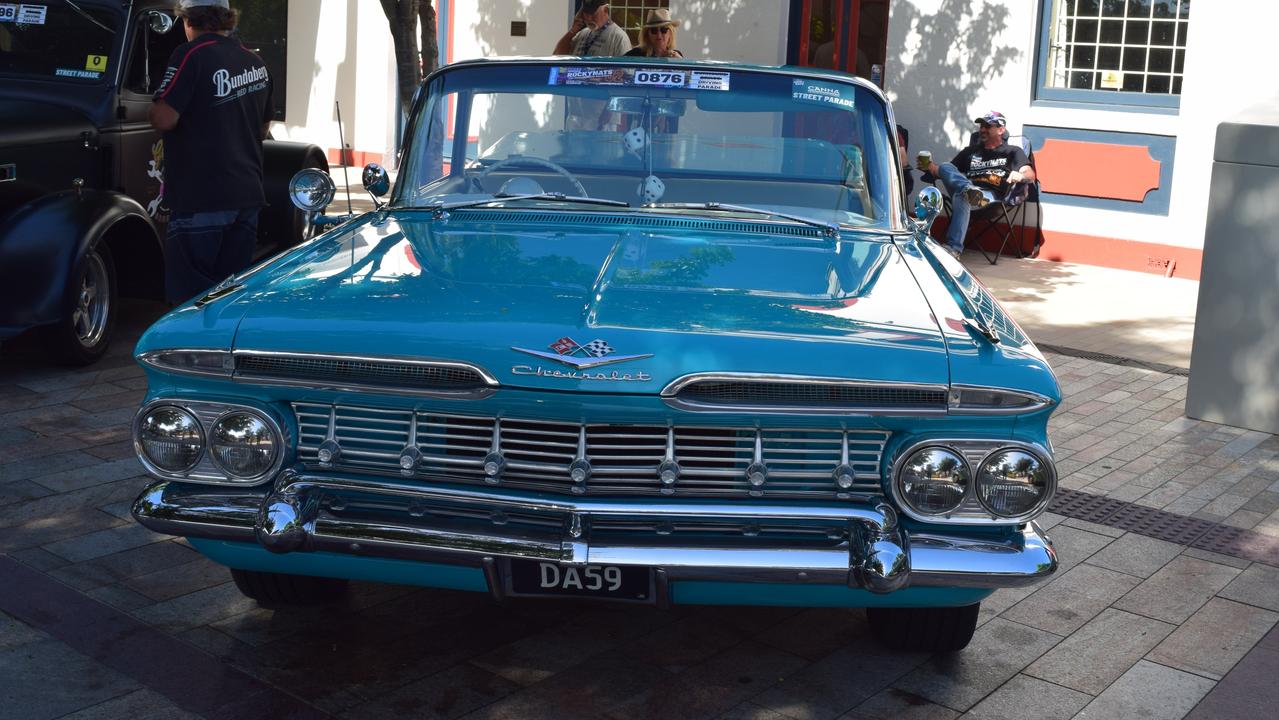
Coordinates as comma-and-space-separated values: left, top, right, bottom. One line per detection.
395, 61, 901, 231
0, 1, 118, 83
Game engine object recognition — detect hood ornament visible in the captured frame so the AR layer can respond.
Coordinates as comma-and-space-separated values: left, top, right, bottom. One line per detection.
512, 336, 652, 370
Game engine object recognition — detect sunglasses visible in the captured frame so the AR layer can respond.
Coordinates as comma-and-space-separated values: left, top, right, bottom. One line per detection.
646, 26, 671, 35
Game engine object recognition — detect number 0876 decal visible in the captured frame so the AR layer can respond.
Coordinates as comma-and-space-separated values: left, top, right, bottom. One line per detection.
634, 69, 686, 87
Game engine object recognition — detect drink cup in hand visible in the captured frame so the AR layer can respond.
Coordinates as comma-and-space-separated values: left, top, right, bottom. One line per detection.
916, 150, 932, 172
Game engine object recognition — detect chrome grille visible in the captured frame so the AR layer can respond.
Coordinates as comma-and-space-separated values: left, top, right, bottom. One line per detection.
294, 403, 890, 500
673, 380, 947, 410
235, 352, 492, 396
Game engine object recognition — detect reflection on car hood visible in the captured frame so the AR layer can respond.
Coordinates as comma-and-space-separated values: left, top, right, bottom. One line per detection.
159, 211, 958, 392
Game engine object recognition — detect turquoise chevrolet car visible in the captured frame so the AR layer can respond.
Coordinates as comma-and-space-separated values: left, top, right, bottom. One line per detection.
131, 57, 1059, 652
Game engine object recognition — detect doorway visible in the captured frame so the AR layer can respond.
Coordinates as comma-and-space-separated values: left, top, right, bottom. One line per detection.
789, 0, 890, 86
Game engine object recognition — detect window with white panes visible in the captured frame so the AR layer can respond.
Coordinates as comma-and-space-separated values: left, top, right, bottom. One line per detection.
1040, 0, 1189, 105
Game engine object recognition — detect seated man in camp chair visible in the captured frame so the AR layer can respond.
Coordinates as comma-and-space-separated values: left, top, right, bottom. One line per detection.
919, 111, 1034, 258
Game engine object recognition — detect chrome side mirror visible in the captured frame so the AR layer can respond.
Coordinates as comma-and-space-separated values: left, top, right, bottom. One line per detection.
143, 10, 174, 34
914, 186, 943, 230
288, 168, 336, 212
362, 163, 390, 198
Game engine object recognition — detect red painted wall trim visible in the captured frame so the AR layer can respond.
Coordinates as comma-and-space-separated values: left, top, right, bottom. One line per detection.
932, 217, 1202, 280
1035, 138, 1162, 202
326, 148, 385, 167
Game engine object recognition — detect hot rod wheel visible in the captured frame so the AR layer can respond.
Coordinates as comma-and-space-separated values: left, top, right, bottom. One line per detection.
43, 241, 116, 365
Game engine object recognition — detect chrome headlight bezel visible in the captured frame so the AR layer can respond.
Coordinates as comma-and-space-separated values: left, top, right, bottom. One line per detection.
891, 438, 1056, 525
135, 405, 205, 473
133, 399, 287, 486
975, 448, 1056, 519
894, 445, 971, 517
207, 409, 281, 481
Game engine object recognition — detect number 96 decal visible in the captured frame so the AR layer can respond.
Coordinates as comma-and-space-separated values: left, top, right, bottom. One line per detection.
634, 69, 686, 87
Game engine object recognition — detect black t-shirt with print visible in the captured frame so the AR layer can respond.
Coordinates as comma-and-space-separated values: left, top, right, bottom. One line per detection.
154, 33, 272, 214
951, 142, 1029, 193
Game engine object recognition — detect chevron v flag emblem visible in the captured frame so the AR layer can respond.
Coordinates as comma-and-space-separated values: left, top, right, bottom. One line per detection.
513, 336, 651, 369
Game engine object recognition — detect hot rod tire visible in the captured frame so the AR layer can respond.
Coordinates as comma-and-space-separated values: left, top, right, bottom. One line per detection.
866, 603, 980, 653
43, 242, 117, 366
230, 568, 348, 606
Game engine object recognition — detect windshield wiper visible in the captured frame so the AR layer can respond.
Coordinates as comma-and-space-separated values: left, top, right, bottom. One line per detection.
425, 193, 628, 217
647, 202, 840, 237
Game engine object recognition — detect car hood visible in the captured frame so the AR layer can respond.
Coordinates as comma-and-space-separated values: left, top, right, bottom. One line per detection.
177, 211, 949, 393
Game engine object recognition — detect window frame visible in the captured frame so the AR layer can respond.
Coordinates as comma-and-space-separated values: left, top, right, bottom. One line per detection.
1033, 0, 1184, 112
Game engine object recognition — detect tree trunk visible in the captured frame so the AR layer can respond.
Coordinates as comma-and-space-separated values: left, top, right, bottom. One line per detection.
419, 1, 438, 77
379, 0, 421, 120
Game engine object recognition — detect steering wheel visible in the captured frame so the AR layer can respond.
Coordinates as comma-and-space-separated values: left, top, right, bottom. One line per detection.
475, 156, 588, 197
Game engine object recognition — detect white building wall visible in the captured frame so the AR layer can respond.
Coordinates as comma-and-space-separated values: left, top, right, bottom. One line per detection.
277, 0, 397, 165
886, 0, 1279, 255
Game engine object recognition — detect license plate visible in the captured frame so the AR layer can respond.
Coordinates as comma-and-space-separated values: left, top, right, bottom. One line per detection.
507, 560, 653, 602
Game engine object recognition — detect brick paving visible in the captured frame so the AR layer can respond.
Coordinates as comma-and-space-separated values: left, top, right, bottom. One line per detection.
2, 297, 1279, 719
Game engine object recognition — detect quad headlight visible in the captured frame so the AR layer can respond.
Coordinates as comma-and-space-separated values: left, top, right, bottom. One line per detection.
134, 401, 284, 485
976, 449, 1052, 517
137, 406, 204, 472
897, 446, 970, 516
893, 441, 1055, 523
209, 412, 279, 479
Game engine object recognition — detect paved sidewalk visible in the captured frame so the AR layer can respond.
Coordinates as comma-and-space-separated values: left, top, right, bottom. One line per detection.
2, 257, 1275, 720
968, 253, 1199, 370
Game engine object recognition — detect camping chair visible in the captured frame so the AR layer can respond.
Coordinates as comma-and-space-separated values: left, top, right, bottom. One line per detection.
964, 135, 1042, 264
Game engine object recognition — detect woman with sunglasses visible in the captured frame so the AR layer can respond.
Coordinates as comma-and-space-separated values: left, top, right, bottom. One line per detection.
625, 9, 683, 58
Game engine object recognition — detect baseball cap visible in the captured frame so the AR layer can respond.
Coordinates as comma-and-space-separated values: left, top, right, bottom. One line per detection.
177, 0, 230, 10
974, 111, 1007, 127
580, 0, 607, 12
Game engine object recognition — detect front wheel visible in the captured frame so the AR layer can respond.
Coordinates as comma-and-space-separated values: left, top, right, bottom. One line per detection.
43, 242, 116, 365
230, 568, 348, 606
866, 603, 980, 653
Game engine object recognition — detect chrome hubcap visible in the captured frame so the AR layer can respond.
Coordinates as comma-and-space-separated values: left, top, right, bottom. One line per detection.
73, 250, 109, 347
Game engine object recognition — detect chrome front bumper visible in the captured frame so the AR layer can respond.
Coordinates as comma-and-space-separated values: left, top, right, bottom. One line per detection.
132, 469, 1057, 597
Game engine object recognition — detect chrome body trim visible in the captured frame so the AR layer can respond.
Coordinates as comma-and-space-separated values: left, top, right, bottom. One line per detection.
947, 384, 1057, 415
890, 438, 1057, 526
132, 473, 1058, 593
136, 349, 234, 378
660, 372, 950, 416
132, 399, 287, 487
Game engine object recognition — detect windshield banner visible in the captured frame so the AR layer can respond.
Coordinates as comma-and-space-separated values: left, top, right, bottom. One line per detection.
790, 79, 856, 111
548, 66, 729, 91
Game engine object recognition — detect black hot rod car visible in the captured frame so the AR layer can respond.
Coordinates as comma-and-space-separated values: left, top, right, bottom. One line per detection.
0, 0, 326, 364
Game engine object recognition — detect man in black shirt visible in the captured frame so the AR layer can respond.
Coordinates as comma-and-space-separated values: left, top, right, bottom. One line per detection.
920, 111, 1034, 258
150, 0, 272, 304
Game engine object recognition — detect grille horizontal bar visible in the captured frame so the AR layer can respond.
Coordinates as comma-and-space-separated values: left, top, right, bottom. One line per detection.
294, 403, 891, 501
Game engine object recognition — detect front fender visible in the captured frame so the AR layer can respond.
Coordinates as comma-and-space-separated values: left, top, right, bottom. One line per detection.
0, 189, 156, 334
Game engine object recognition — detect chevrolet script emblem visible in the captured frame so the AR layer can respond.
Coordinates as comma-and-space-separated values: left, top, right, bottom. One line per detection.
512, 336, 652, 369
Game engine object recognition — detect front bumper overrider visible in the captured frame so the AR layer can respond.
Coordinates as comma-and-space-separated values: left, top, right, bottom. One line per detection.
132, 469, 1057, 601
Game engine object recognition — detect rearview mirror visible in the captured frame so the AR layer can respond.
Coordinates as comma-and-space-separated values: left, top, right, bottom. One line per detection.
143, 10, 174, 34
362, 163, 390, 198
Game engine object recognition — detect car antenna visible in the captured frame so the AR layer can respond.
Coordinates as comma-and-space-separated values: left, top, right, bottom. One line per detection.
335, 99, 354, 215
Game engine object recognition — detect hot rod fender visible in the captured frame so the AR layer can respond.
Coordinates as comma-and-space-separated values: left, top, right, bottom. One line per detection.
0, 189, 160, 337
260, 140, 329, 248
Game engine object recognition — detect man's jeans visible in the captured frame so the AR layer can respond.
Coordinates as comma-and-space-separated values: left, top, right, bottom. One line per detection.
936, 163, 996, 253
164, 207, 259, 305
